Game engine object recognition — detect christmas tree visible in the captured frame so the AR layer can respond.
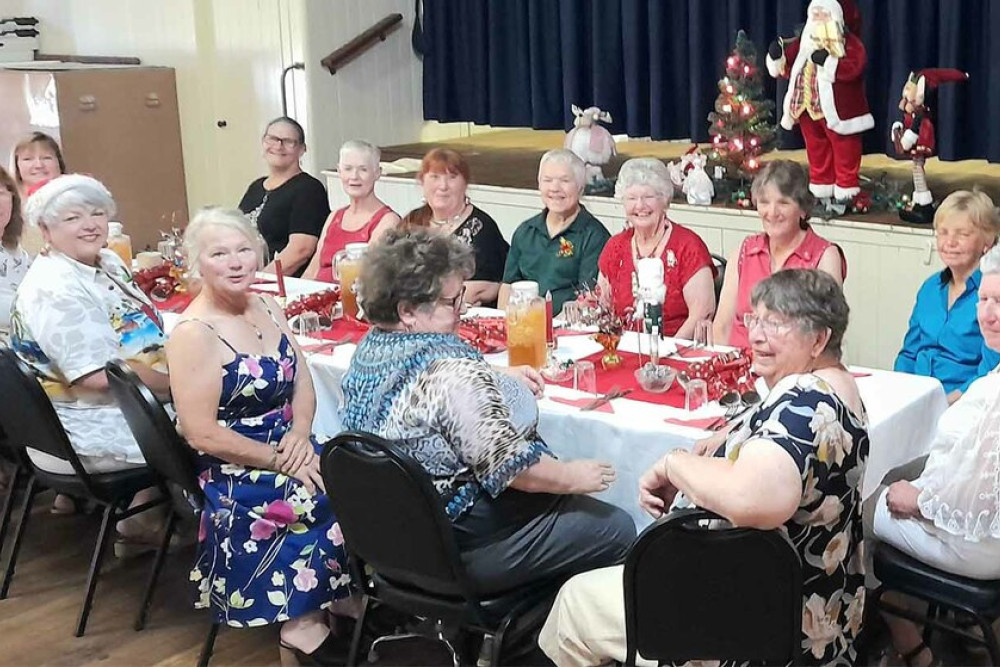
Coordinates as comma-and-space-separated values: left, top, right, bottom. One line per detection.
707, 30, 777, 181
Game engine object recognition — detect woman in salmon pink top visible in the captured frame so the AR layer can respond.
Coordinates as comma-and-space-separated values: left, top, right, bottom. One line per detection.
597, 158, 715, 339
714, 160, 846, 349
302, 140, 399, 282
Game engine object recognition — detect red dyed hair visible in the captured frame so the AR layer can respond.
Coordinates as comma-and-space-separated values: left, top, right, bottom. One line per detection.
404, 148, 472, 229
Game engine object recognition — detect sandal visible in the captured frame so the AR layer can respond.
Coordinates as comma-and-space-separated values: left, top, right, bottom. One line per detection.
278, 631, 350, 666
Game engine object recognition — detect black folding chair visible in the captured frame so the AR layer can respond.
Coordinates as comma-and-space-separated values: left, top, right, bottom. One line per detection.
104, 359, 218, 666
0, 348, 166, 636
321, 431, 561, 666
0, 425, 32, 568
872, 541, 1000, 663
623, 508, 802, 666
711, 253, 727, 302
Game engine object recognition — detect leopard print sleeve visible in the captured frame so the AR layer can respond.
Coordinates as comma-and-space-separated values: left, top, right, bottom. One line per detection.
420, 357, 547, 497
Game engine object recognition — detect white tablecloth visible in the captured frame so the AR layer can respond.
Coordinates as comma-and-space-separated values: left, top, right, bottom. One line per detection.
301, 314, 949, 529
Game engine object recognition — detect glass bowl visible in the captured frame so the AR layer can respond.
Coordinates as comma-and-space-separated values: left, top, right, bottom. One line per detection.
634, 363, 677, 393
540, 361, 574, 383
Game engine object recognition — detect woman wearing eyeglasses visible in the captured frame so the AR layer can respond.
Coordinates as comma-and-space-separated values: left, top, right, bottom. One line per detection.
541, 270, 869, 666
713, 160, 846, 349
238, 117, 330, 276
341, 229, 635, 596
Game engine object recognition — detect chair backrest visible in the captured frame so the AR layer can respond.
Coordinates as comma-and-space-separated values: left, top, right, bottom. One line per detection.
624, 508, 802, 665
105, 360, 203, 500
320, 431, 475, 601
711, 253, 727, 301
0, 348, 93, 482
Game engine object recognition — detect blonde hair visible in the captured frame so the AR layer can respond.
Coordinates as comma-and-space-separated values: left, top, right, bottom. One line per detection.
183, 207, 262, 279
934, 190, 1000, 244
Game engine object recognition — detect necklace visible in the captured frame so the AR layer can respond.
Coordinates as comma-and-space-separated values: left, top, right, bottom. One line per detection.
632, 221, 669, 260
431, 202, 469, 227
245, 316, 263, 341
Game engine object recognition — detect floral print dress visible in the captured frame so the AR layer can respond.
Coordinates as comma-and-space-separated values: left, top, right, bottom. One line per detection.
190, 326, 350, 627
675, 373, 869, 666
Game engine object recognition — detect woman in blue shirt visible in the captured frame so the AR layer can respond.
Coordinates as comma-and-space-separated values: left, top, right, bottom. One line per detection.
895, 190, 1000, 403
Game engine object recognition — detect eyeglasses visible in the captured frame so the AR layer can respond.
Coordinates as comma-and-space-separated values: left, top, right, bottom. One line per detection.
743, 313, 794, 337
437, 285, 467, 312
263, 134, 301, 149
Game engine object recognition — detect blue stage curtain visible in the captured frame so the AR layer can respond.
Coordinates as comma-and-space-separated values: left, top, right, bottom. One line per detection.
420, 0, 1000, 162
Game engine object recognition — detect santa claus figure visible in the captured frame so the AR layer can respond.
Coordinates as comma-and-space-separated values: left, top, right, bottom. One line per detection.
766, 0, 873, 212
892, 69, 969, 224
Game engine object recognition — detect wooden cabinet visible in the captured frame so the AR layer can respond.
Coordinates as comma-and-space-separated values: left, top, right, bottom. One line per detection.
0, 65, 188, 251
326, 171, 942, 371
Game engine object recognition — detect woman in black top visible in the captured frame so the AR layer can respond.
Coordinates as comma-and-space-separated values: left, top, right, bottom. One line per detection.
402, 148, 508, 307
238, 117, 330, 276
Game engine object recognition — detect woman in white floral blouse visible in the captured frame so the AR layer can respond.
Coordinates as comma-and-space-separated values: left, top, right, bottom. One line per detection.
540, 269, 869, 667
10, 174, 169, 539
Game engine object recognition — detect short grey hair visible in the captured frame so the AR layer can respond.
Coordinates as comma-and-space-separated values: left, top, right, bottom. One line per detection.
339, 140, 381, 170
982, 244, 1000, 276
360, 228, 475, 325
750, 160, 815, 229
24, 174, 116, 229
183, 207, 262, 279
614, 157, 673, 203
751, 269, 849, 360
538, 149, 586, 192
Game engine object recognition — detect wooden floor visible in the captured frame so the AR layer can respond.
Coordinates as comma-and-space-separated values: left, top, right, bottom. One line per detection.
381, 129, 1000, 226
0, 489, 286, 666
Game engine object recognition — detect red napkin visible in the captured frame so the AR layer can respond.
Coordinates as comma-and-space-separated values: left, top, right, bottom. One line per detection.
301, 341, 340, 355
156, 291, 194, 314
664, 415, 724, 430
851, 371, 872, 379
548, 396, 615, 414
672, 344, 721, 359
316, 317, 370, 344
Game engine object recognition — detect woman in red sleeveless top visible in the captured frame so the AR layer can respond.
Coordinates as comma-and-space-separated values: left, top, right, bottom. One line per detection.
714, 160, 846, 349
303, 140, 399, 282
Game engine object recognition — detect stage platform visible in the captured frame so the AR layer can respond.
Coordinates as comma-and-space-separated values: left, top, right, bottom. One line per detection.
379, 129, 1000, 227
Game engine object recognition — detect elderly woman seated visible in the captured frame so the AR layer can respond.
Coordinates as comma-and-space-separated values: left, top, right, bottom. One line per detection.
402, 148, 509, 308
167, 208, 355, 665
10, 175, 169, 538
539, 269, 869, 667
597, 158, 715, 338
498, 149, 610, 315
714, 160, 846, 349
340, 228, 635, 594
302, 139, 400, 281
868, 245, 1000, 667
894, 190, 1000, 404
0, 166, 30, 345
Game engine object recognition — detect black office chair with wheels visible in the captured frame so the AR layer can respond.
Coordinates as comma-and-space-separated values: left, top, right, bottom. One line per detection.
104, 359, 219, 666
711, 253, 727, 302
321, 431, 562, 667
0, 348, 166, 637
872, 541, 1000, 663
623, 508, 802, 666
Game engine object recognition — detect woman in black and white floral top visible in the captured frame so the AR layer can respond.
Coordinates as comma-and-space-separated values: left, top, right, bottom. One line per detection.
540, 269, 869, 667
0, 167, 30, 345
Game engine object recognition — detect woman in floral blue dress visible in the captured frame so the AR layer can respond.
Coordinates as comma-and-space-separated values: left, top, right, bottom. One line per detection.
167, 207, 354, 665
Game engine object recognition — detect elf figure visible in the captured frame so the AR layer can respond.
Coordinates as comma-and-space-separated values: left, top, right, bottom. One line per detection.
892, 68, 969, 224
766, 0, 873, 213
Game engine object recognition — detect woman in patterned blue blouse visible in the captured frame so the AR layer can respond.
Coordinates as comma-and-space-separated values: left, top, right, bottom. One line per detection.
340, 228, 635, 594
895, 190, 1000, 404
540, 269, 869, 667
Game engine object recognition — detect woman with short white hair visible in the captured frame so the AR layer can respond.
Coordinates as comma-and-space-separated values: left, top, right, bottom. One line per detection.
597, 157, 715, 338
302, 139, 400, 281
168, 207, 355, 662
10, 174, 169, 530
499, 148, 611, 314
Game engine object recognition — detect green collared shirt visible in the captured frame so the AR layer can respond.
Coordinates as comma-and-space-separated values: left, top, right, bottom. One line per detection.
502, 205, 611, 313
